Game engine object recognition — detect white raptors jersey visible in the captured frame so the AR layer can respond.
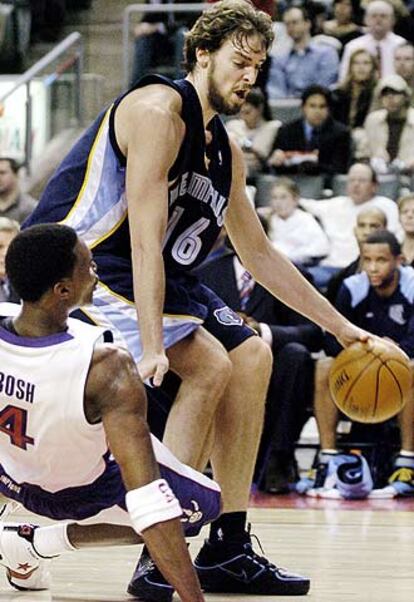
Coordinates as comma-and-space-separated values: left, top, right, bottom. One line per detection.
0, 303, 109, 492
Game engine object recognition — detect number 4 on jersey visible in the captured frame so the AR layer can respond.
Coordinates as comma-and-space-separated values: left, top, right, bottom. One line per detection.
0, 405, 35, 450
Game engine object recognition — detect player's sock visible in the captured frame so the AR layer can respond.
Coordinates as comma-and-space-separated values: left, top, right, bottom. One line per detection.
208, 511, 247, 543
32, 525, 76, 558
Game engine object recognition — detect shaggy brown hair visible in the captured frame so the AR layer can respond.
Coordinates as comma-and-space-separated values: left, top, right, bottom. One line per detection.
184, 0, 274, 72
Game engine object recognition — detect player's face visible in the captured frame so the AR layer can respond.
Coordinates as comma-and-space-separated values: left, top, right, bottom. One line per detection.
207, 35, 267, 115
71, 240, 98, 306
362, 243, 400, 290
270, 185, 297, 219
354, 212, 385, 244
399, 199, 414, 235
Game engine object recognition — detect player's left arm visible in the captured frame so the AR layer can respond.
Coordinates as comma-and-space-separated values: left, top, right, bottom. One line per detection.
85, 344, 204, 602
224, 139, 368, 349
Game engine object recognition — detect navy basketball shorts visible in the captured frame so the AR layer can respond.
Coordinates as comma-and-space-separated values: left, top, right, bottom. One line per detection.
79, 256, 255, 363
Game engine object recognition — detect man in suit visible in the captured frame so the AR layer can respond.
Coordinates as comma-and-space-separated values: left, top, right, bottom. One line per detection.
268, 85, 351, 184
195, 238, 322, 493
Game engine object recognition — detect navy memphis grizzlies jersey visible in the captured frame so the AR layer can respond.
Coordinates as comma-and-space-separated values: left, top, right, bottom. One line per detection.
24, 76, 233, 276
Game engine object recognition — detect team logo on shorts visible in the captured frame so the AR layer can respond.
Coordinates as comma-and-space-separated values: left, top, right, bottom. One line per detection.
181, 500, 203, 524
214, 306, 243, 326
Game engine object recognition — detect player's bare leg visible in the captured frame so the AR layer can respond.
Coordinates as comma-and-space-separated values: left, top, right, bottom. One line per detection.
164, 327, 232, 470
130, 332, 310, 598
210, 336, 272, 511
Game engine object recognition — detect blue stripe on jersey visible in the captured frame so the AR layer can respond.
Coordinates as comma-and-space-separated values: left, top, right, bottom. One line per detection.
25, 108, 108, 226
343, 272, 370, 308
399, 266, 414, 303
24, 107, 127, 249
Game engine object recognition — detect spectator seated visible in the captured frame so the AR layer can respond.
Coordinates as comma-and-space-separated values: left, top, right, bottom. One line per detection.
298, 231, 414, 499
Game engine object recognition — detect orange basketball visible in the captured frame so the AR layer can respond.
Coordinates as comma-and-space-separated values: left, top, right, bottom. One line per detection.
328, 340, 411, 424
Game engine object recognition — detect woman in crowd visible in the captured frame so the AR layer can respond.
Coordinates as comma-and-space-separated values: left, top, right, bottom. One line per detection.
226, 88, 281, 183
331, 48, 378, 157
331, 48, 378, 129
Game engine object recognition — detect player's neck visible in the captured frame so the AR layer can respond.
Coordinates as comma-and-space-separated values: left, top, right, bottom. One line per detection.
12, 306, 69, 337
185, 74, 217, 125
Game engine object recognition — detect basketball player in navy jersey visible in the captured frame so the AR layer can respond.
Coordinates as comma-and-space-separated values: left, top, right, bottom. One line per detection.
0, 224, 223, 602
24, 1, 370, 598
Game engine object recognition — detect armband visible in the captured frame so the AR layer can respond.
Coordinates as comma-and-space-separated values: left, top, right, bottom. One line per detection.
125, 479, 182, 535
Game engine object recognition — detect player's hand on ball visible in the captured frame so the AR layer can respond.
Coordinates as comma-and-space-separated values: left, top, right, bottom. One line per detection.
335, 321, 372, 349
329, 338, 410, 423
138, 352, 169, 387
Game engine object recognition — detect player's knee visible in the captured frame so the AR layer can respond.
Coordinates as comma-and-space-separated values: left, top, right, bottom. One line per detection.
244, 336, 273, 378
188, 340, 232, 393
208, 347, 233, 388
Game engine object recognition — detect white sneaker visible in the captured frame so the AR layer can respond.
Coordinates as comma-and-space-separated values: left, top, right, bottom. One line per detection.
0, 523, 51, 590
0, 501, 21, 520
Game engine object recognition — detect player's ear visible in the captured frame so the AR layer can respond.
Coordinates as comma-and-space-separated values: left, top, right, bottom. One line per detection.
196, 47, 209, 69
54, 279, 71, 299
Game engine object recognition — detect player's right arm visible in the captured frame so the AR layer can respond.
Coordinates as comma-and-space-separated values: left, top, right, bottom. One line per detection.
115, 86, 185, 385
85, 344, 205, 602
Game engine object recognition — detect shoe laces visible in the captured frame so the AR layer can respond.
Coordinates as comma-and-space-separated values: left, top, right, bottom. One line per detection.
389, 467, 414, 484
243, 524, 279, 572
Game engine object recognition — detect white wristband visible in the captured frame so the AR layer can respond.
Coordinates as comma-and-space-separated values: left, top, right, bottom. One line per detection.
126, 479, 182, 535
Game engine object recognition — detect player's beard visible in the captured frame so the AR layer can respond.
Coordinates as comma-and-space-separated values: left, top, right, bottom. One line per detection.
207, 60, 241, 116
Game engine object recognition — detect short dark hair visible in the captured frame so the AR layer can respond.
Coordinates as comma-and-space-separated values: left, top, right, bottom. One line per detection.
184, 0, 274, 72
301, 84, 331, 106
363, 230, 401, 256
6, 224, 79, 302
0, 157, 20, 174
245, 87, 265, 108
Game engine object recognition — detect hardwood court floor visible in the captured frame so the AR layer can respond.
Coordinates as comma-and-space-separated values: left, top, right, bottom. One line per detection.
1, 501, 414, 602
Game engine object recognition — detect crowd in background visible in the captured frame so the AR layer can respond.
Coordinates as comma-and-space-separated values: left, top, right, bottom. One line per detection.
3, 0, 414, 499
0, 1, 93, 72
